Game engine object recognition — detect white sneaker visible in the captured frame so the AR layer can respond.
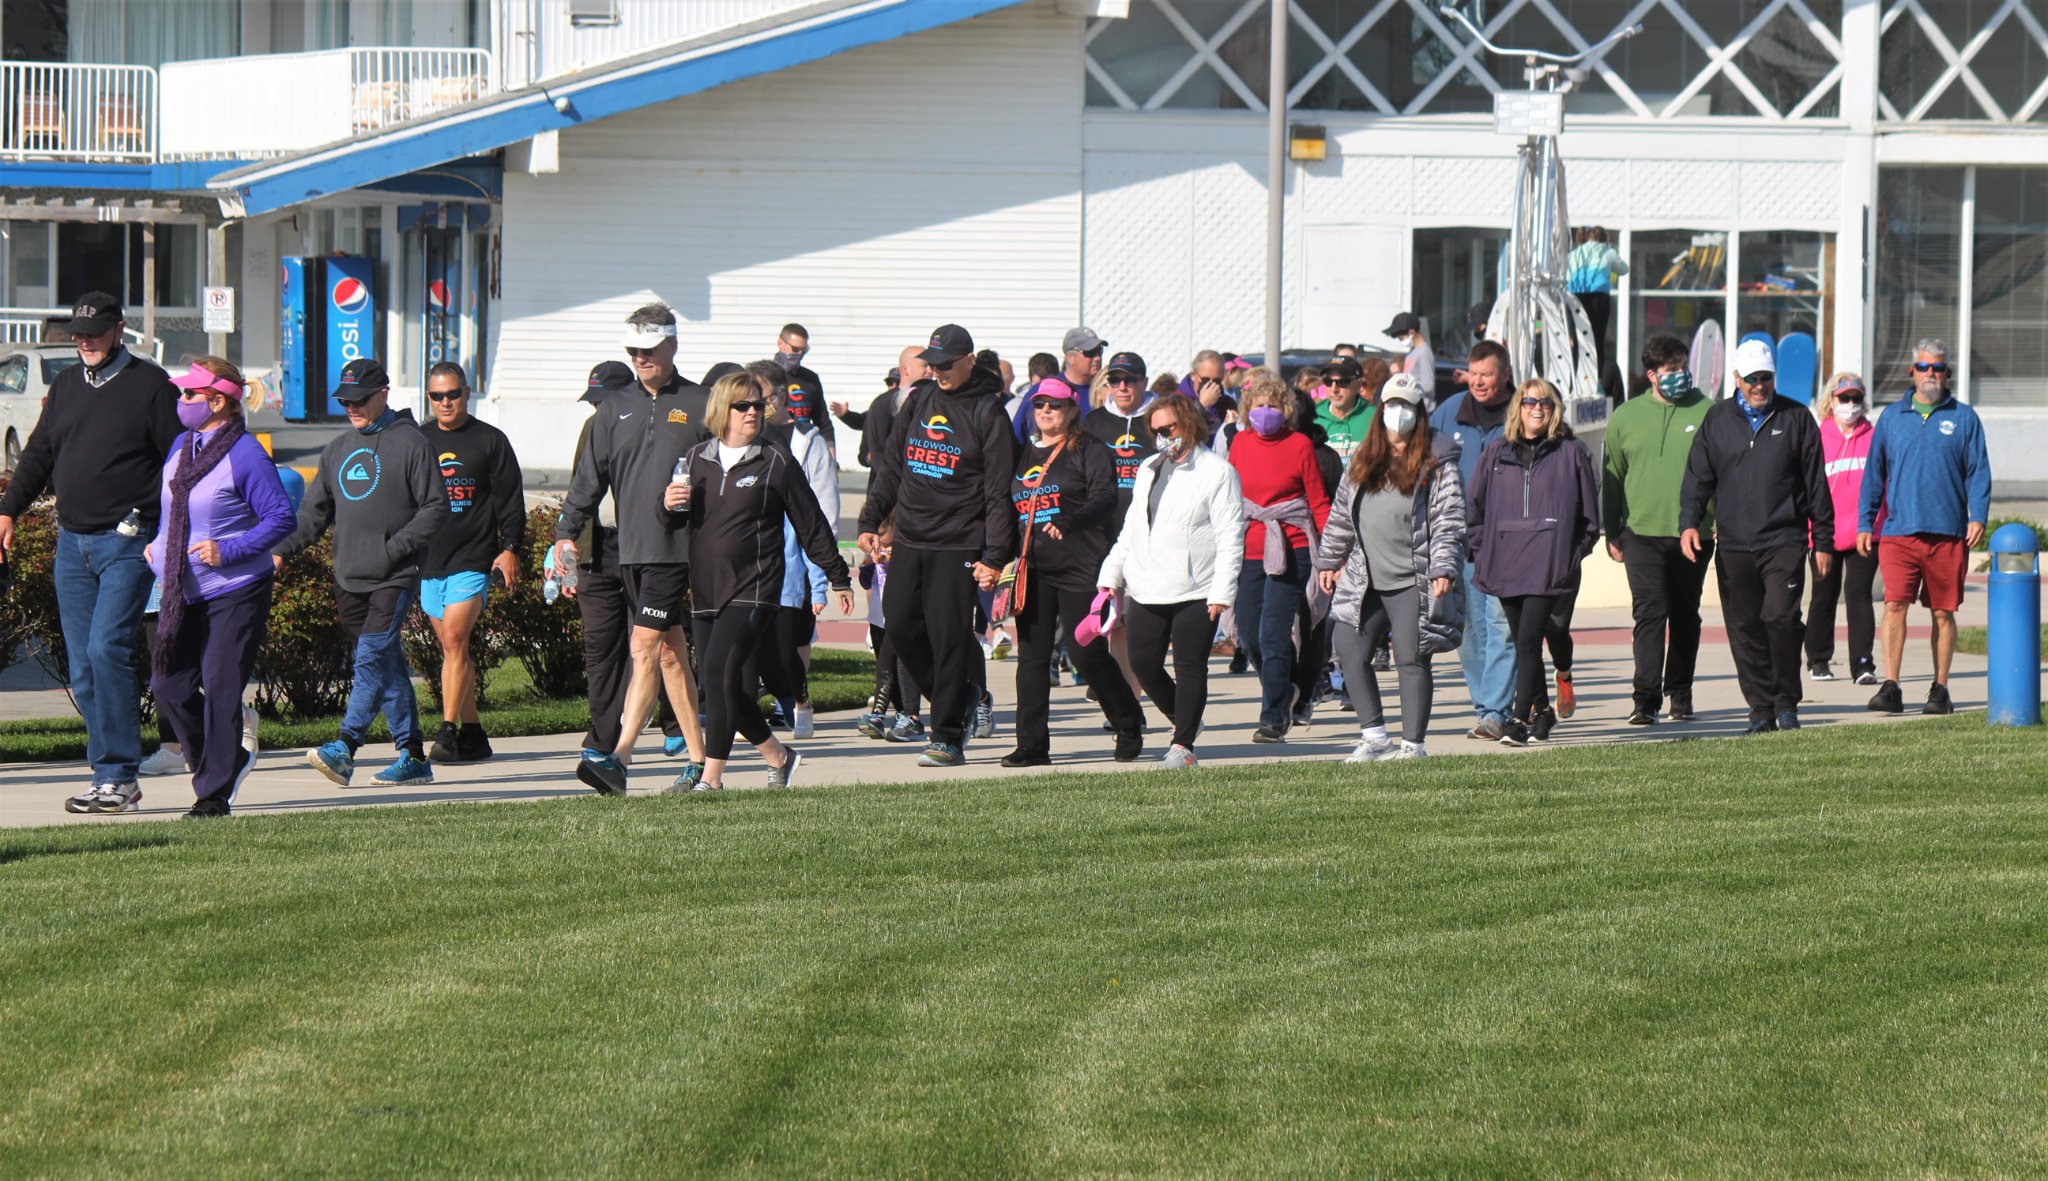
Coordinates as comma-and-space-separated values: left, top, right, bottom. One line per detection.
991, 633, 1013, 661
1382, 741, 1427, 761
792, 702, 814, 740
138, 747, 190, 777
1161, 744, 1199, 769
241, 704, 260, 755
1344, 737, 1393, 764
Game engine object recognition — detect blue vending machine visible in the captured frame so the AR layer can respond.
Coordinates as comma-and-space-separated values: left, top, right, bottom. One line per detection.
277, 255, 379, 420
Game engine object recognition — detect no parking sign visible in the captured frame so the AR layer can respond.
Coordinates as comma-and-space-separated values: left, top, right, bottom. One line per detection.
203, 286, 236, 333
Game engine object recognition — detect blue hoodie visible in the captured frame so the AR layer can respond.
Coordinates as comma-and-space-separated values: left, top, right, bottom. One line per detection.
1858, 394, 1991, 538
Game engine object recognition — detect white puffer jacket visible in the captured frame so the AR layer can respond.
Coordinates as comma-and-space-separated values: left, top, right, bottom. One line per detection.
1097, 446, 1246, 606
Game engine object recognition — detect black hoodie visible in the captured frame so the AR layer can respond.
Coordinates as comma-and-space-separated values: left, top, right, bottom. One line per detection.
858, 364, 1018, 565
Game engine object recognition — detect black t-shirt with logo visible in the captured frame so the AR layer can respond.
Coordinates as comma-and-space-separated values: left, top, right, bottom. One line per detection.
1012, 436, 1119, 594
1080, 404, 1157, 516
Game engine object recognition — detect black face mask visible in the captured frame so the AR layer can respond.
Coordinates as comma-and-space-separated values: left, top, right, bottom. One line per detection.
776, 351, 806, 371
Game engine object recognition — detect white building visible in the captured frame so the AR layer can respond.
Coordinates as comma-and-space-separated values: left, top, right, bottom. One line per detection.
2, 0, 2042, 488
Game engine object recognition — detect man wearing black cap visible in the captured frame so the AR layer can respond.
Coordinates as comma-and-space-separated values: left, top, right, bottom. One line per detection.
1081, 350, 1156, 518
562, 360, 688, 764
1314, 356, 1375, 454
553, 303, 710, 794
856, 324, 1017, 767
280, 357, 450, 788
0, 292, 181, 813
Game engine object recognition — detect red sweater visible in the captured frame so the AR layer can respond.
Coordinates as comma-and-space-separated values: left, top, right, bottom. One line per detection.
1228, 429, 1331, 558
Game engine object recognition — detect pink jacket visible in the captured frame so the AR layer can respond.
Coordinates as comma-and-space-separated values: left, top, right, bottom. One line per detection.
1820, 417, 1877, 552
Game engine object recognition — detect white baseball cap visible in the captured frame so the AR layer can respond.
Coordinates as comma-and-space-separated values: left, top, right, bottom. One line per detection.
1379, 372, 1426, 405
621, 321, 679, 349
1732, 338, 1777, 377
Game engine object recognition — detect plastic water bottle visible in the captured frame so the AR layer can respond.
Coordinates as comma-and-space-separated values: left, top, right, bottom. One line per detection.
543, 575, 561, 605
542, 542, 576, 604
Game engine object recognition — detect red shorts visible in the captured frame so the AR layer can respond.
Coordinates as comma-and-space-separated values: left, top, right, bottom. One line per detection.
1878, 533, 1968, 611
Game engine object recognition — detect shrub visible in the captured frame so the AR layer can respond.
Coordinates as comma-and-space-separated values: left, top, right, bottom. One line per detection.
403, 601, 512, 712
493, 502, 587, 700
0, 480, 67, 685
252, 537, 355, 720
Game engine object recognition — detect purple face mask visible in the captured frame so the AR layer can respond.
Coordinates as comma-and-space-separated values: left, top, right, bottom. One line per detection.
1248, 406, 1285, 437
176, 398, 214, 430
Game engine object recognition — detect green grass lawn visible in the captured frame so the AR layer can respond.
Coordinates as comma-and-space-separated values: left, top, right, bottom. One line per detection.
2, 717, 2045, 1176
0, 648, 875, 764
1956, 624, 2048, 656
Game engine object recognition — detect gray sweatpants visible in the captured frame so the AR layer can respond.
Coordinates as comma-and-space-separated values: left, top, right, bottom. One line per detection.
1332, 583, 1432, 744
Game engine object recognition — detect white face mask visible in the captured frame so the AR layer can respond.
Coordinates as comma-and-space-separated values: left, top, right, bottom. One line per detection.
1833, 398, 1865, 425
1381, 403, 1418, 435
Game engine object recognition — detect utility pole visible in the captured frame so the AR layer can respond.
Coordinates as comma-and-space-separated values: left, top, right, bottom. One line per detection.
1265, 0, 1286, 368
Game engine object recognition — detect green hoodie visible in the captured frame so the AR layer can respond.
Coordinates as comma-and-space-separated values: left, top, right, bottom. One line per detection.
1602, 388, 1713, 539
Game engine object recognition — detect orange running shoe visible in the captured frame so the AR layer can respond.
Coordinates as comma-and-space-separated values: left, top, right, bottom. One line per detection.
1555, 670, 1576, 719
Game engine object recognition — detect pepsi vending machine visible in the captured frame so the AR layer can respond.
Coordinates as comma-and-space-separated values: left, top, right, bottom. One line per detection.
277, 255, 378, 420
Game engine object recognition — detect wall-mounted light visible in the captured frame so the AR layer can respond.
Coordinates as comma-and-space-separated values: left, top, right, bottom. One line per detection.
1288, 123, 1326, 162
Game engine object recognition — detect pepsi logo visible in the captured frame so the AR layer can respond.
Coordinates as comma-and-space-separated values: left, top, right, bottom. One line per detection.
332, 277, 370, 315
428, 279, 450, 311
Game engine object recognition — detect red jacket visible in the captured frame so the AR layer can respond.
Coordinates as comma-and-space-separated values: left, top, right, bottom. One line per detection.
1229, 429, 1331, 558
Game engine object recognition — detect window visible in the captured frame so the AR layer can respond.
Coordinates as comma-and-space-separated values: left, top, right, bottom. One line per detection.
6, 222, 54, 307
0, 356, 25, 395
1873, 169, 1962, 402
1735, 231, 1834, 402
1879, 0, 2048, 122
1412, 227, 1506, 360
1969, 169, 2048, 407
1630, 230, 1729, 395
54, 222, 200, 311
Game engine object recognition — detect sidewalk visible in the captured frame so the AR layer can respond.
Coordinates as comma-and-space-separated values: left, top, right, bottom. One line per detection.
0, 603, 2002, 828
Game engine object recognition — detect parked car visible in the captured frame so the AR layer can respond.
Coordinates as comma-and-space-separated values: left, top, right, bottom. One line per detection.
0, 346, 78, 472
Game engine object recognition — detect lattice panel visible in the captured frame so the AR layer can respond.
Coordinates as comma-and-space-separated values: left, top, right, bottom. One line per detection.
1083, 151, 1198, 375
1412, 156, 1519, 219
1566, 159, 1630, 222
1737, 160, 1842, 223
1188, 155, 1274, 353
1878, 0, 2048, 122
1627, 159, 1738, 220
1301, 154, 1411, 220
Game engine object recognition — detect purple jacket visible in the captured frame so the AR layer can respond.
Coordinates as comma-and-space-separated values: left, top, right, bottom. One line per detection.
147, 429, 297, 603
1468, 434, 1599, 599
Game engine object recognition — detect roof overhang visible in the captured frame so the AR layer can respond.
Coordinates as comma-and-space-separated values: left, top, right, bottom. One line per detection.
209, 0, 1031, 218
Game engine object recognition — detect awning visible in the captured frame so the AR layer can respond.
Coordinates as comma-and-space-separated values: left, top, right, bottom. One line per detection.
208, 0, 1030, 218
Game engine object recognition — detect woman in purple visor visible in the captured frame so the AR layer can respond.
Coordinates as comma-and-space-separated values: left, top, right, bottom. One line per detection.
144, 357, 296, 818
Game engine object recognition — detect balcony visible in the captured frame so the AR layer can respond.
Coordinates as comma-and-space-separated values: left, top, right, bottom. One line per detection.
160, 48, 496, 160
0, 62, 157, 162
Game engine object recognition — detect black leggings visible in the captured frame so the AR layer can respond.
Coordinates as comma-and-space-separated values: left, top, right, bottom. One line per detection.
1806, 548, 1877, 676
868, 624, 921, 712
1124, 598, 1213, 750
1501, 593, 1561, 721
1012, 575, 1143, 754
697, 604, 776, 761
1544, 570, 1580, 674
755, 605, 812, 705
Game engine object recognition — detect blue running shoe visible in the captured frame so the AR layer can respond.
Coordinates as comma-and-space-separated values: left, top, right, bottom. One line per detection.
577, 753, 628, 796
917, 741, 964, 768
581, 747, 606, 762
308, 740, 355, 787
373, 753, 434, 786
663, 735, 687, 757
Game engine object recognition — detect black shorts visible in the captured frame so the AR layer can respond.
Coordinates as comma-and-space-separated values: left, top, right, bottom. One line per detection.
621, 563, 690, 632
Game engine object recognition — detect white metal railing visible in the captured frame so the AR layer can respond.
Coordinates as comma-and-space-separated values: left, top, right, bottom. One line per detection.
0, 309, 164, 360
1, 315, 52, 344
0, 62, 156, 161
160, 48, 494, 160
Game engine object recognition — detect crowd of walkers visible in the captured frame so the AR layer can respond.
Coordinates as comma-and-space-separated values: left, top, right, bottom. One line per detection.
0, 291, 1993, 817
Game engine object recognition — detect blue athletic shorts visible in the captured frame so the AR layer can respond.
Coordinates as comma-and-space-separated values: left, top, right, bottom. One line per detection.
420, 570, 490, 620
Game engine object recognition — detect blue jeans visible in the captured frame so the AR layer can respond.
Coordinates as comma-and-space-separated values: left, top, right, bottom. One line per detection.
1458, 560, 1514, 723
1236, 547, 1311, 729
54, 527, 156, 785
336, 585, 423, 756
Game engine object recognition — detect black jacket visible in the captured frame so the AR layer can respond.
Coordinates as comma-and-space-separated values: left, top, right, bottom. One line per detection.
1013, 435, 1119, 594
855, 388, 901, 471
683, 439, 849, 615
858, 364, 1018, 565
1679, 395, 1831, 553
0, 348, 181, 532
556, 372, 710, 566
419, 416, 524, 578
778, 361, 836, 454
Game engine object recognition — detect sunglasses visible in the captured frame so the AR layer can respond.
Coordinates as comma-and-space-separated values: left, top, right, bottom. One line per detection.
1082, 347, 1104, 359
729, 399, 765, 414
1031, 397, 1067, 411
1106, 375, 1141, 387
1913, 362, 1950, 373
1740, 372, 1776, 384
1834, 391, 1866, 403
625, 346, 661, 358
337, 398, 373, 409
1520, 397, 1555, 409
427, 387, 469, 402
1153, 423, 1181, 438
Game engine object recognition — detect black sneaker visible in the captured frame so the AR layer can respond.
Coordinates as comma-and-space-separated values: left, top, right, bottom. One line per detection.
1113, 729, 1143, 762
1627, 708, 1656, 726
1000, 748, 1050, 768
184, 795, 231, 820
1251, 725, 1286, 744
1867, 679, 1904, 714
456, 725, 494, 762
1744, 716, 1779, 735
1666, 694, 1695, 722
1530, 707, 1557, 742
1923, 683, 1954, 715
1228, 651, 1249, 675
1776, 709, 1801, 731
1808, 661, 1835, 682
1853, 667, 1880, 686
427, 721, 461, 764
1496, 719, 1530, 747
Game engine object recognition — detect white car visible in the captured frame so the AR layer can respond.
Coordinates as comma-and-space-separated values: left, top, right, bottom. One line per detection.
0, 346, 79, 473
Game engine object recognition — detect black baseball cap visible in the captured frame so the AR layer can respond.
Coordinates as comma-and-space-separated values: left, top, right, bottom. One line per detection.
65, 291, 123, 336
1383, 312, 1421, 337
700, 361, 745, 386
1326, 356, 1364, 383
583, 360, 634, 403
333, 357, 391, 403
919, 323, 974, 366
1104, 351, 1147, 381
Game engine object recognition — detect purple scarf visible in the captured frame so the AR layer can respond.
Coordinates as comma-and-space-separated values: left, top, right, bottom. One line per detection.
152, 417, 247, 679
